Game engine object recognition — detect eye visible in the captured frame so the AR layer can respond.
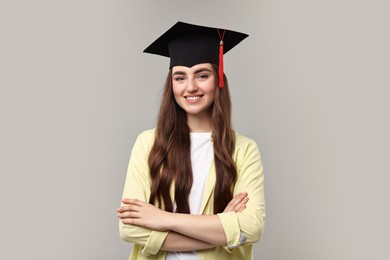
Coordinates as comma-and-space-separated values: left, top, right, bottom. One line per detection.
197, 74, 209, 80
173, 76, 185, 82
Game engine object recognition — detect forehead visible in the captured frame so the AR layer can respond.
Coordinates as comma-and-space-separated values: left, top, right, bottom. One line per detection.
172, 63, 213, 73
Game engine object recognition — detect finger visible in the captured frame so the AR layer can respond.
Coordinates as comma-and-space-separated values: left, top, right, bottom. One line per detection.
232, 196, 249, 212
121, 217, 139, 225
224, 195, 240, 211
228, 192, 244, 206
224, 192, 247, 212
117, 204, 141, 213
121, 198, 143, 205
234, 200, 248, 213
121, 218, 144, 227
241, 196, 249, 205
235, 192, 248, 202
232, 202, 242, 212
121, 218, 134, 225
237, 204, 246, 212
118, 211, 140, 219
231, 192, 247, 206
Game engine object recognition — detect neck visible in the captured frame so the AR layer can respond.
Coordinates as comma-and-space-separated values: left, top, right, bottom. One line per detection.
187, 113, 213, 133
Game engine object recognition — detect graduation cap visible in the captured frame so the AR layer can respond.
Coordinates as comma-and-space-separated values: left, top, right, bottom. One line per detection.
143, 21, 248, 88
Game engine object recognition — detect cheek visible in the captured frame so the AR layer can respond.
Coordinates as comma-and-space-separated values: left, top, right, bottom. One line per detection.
205, 84, 216, 98
172, 84, 183, 102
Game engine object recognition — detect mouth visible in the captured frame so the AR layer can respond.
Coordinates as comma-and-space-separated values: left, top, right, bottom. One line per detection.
184, 95, 204, 101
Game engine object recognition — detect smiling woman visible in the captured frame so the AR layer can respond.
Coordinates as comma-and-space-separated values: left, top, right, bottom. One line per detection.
117, 21, 265, 260
172, 64, 216, 131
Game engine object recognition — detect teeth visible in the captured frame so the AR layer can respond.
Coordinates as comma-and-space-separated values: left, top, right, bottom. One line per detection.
186, 96, 201, 101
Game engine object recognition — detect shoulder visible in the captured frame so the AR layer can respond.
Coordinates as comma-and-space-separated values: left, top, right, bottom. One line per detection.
233, 132, 264, 175
132, 128, 156, 152
136, 128, 156, 142
234, 131, 259, 150
233, 131, 263, 164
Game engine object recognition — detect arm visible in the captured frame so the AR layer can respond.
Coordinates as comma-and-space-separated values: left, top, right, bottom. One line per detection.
161, 232, 214, 251
118, 192, 249, 250
120, 200, 226, 245
119, 130, 169, 256
160, 192, 249, 251
217, 138, 266, 251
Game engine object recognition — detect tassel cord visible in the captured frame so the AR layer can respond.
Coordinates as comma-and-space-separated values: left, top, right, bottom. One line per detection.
217, 29, 226, 88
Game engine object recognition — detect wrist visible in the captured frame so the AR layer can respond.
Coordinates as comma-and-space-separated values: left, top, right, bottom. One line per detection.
164, 211, 175, 231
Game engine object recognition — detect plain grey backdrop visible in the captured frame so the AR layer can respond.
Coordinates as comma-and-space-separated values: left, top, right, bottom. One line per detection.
1, 0, 389, 259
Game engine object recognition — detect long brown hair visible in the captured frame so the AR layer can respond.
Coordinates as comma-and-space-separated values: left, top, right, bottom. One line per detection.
148, 64, 237, 214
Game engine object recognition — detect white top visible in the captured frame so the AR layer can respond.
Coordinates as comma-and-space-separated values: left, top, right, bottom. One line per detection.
166, 132, 213, 260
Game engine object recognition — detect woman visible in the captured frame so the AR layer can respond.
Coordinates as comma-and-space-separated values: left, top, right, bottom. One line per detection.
117, 21, 265, 260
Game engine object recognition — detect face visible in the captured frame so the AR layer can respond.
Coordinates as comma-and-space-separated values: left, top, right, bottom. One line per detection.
172, 63, 216, 118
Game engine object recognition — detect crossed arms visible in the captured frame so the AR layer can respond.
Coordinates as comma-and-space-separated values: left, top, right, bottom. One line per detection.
117, 192, 249, 251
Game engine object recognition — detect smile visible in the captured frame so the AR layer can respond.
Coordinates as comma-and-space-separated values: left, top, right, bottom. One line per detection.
185, 95, 204, 101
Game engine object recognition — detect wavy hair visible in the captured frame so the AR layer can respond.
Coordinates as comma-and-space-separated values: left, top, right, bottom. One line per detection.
148, 64, 237, 214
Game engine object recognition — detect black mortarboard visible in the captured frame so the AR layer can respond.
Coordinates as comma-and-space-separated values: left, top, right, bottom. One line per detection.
143, 21, 248, 88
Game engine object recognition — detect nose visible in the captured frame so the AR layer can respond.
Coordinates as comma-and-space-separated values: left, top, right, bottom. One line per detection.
186, 78, 198, 92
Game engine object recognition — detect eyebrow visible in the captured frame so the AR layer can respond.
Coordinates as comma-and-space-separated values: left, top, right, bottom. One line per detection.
172, 68, 212, 77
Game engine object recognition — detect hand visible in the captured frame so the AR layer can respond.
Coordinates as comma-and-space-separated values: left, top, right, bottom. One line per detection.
223, 192, 249, 213
117, 199, 172, 231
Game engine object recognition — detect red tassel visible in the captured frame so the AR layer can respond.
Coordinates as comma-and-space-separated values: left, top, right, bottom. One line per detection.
217, 29, 226, 88
219, 41, 224, 88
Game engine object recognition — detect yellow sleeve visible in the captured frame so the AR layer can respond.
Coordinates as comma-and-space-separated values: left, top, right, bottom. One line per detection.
217, 137, 266, 252
119, 130, 169, 256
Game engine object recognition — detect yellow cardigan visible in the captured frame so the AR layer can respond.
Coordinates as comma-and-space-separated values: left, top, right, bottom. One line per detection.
120, 129, 265, 260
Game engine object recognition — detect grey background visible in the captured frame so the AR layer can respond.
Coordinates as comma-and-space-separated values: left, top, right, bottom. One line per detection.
1, 0, 389, 259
